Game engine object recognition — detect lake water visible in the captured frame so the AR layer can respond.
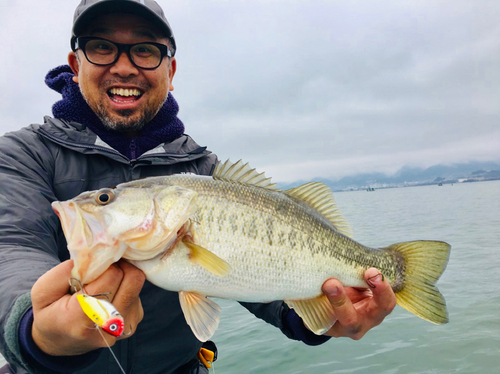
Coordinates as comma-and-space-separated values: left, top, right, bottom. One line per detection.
1, 180, 499, 373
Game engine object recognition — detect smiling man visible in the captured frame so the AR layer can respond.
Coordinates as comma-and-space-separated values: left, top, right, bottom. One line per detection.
0, 1, 396, 373
69, 13, 176, 134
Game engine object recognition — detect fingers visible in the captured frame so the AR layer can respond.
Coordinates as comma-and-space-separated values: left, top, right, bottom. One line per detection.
31, 260, 145, 355
116, 298, 143, 340
113, 260, 146, 311
31, 260, 74, 309
112, 260, 146, 338
322, 279, 363, 339
84, 263, 125, 302
321, 268, 397, 340
364, 267, 397, 323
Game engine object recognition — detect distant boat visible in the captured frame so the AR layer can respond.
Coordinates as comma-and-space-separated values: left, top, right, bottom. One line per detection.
367, 187, 375, 191
438, 183, 443, 186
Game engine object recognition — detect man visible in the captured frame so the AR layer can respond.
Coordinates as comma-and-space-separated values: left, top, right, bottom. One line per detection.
0, 1, 396, 373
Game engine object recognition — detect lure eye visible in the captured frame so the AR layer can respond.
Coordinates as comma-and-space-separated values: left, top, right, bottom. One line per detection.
102, 318, 124, 336
95, 189, 115, 205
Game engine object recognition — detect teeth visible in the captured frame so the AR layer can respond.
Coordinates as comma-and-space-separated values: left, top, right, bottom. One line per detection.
109, 88, 142, 97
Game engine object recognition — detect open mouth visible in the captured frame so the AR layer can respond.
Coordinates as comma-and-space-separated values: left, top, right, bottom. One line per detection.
107, 87, 143, 103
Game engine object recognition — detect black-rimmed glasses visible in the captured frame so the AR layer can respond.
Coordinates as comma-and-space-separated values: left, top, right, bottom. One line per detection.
71, 37, 172, 70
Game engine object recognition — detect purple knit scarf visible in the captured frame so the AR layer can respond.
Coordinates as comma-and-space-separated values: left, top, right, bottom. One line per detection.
45, 65, 185, 159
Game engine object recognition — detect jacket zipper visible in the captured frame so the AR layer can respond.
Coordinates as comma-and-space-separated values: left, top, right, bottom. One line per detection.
130, 138, 137, 160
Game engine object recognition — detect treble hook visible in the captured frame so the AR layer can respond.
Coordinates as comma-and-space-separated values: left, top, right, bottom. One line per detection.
68, 278, 112, 300
69, 278, 85, 294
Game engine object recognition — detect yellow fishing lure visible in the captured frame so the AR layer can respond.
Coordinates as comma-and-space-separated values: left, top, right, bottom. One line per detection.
77, 294, 125, 337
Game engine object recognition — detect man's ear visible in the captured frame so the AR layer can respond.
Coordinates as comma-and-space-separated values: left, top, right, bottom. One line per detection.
68, 52, 80, 84
168, 58, 177, 92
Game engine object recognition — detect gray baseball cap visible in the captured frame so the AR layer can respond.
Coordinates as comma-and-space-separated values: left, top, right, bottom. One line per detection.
72, 0, 176, 56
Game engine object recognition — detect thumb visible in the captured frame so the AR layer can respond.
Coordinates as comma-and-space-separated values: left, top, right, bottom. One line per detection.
322, 278, 360, 330
31, 260, 74, 309
322, 279, 347, 307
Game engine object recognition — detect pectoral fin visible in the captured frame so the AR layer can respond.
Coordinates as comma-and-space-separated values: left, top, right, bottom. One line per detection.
286, 294, 337, 335
183, 240, 231, 277
179, 291, 221, 342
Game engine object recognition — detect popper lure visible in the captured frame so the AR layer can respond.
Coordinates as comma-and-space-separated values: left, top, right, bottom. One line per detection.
76, 293, 125, 337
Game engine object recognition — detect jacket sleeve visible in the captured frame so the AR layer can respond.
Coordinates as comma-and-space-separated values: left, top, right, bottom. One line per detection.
240, 301, 331, 346
0, 128, 64, 373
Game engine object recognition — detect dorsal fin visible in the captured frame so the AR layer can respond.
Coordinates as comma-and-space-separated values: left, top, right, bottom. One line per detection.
213, 159, 278, 190
285, 182, 353, 237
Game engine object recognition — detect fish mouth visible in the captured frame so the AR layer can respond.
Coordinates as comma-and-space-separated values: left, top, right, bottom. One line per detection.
52, 201, 104, 252
52, 201, 79, 246
52, 200, 123, 284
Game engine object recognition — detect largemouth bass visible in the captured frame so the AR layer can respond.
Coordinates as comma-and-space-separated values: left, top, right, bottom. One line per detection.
52, 160, 450, 341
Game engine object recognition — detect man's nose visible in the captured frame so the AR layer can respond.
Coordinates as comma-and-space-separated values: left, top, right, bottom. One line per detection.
109, 52, 139, 77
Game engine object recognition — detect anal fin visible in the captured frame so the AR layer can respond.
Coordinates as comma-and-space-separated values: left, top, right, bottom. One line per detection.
179, 291, 221, 342
183, 240, 231, 277
286, 294, 336, 335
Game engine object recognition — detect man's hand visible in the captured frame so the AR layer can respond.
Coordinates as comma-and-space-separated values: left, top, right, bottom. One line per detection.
31, 259, 146, 356
322, 267, 397, 340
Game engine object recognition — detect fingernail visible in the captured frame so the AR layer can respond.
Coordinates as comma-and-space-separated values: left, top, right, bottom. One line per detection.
367, 273, 383, 289
325, 285, 340, 297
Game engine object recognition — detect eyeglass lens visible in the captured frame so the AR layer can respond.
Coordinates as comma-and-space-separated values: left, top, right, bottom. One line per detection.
85, 39, 163, 69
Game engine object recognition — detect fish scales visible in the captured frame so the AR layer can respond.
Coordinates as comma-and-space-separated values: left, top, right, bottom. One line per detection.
138, 175, 398, 300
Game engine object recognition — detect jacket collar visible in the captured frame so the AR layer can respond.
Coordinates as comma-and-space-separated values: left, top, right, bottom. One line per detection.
35, 116, 211, 164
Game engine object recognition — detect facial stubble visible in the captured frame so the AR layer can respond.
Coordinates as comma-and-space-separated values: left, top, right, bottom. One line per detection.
80, 86, 167, 133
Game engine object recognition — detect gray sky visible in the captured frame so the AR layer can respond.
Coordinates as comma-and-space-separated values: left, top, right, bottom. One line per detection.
0, 1, 498, 183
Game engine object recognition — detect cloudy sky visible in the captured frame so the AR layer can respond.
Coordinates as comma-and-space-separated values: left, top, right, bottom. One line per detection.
0, 1, 498, 183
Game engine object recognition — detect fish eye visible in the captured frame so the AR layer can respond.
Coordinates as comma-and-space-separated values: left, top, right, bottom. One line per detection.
95, 189, 115, 205
109, 323, 118, 331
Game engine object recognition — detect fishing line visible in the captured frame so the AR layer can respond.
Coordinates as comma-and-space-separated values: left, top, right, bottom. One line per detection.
96, 327, 126, 374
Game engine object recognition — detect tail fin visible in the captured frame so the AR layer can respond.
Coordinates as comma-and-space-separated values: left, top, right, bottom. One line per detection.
389, 241, 450, 324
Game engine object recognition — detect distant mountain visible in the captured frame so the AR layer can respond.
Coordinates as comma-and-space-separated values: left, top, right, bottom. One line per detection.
329, 161, 500, 190
277, 161, 500, 191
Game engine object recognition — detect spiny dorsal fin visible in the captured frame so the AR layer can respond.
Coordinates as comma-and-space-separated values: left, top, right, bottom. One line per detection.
285, 182, 353, 238
213, 159, 278, 190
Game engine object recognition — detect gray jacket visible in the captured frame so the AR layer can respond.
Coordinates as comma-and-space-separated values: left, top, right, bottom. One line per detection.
0, 117, 290, 374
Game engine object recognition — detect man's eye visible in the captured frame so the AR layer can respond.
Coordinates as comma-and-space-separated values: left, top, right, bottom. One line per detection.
136, 46, 152, 53
95, 44, 112, 51
133, 44, 159, 57
87, 41, 115, 55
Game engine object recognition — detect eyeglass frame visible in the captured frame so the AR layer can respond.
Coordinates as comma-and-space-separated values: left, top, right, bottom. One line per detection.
70, 36, 172, 70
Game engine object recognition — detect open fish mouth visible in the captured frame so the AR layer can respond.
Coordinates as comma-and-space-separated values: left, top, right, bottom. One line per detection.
52, 199, 123, 283
52, 200, 110, 252
52, 201, 73, 241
